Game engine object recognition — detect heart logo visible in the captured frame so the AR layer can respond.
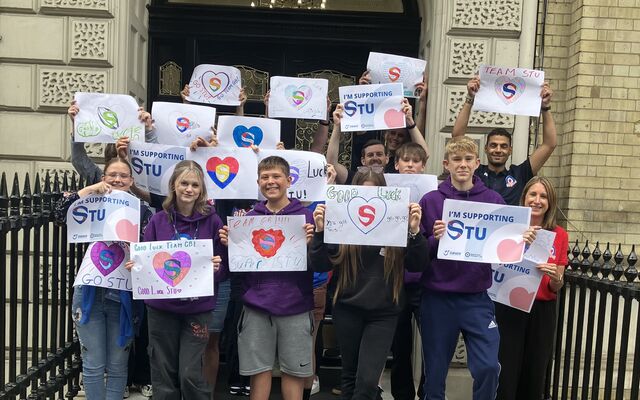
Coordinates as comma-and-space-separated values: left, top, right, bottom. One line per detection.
494, 76, 526, 105
509, 287, 536, 311
251, 229, 286, 258
152, 251, 192, 287
383, 109, 405, 129
388, 66, 402, 82
176, 116, 200, 133
285, 85, 313, 109
232, 125, 264, 147
116, 219, 138, 242
347, 197, 387, 234
496, 238, 525, 263
90, 242, 125, 276
201, 71, 231, 99
206, 157, 239, 189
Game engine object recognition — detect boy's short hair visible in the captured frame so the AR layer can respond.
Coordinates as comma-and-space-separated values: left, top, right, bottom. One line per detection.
444, 137, 479, 159
486, 128, 512, 146
361, 139, 387, 157
258, 156, 290, 177
395, 142, 428, 165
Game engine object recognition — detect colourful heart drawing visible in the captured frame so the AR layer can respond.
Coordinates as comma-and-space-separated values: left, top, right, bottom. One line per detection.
201, 71, 231, 99
285, 85, 313, 109
383, 109, 405, 128
232, 125, 264, 147
116, 219, 138, 242
509, 286, 536, 311
496, 238, 525, 263
90, 242, 125, 276
152, 251, 192, 287
494, 76, 526, 105
176, 116, 200, 133
206, 157, 239, 189
251, 229, 286, 258
347, 197, 387, 234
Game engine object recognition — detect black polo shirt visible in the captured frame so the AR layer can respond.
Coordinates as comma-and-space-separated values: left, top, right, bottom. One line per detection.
475, 158, 534, 206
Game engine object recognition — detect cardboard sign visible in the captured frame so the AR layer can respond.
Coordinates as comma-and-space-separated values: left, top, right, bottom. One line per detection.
74, 92, 144, 143
67, 191, 140, 243
338, 83, 405, 132
268, 76, 328, 120
473, 65, 545, 116
227, 215, 308, 272
258, 149, 327, 201
188, 147, 259, 199
384, 173, 438, 203
217, 116, 281, 149
186, 64, 242, 106
129, 142, 188, 196
367, 52, 427, 97
73, 241, 131, 291
130, 239, 214, 299
324, 184, 410, 247
152, 102, 216, 146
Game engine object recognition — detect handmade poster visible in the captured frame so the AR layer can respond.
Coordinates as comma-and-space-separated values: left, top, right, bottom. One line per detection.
258, 149, 327, 201
338, 83, 405, 132
438, 199, 531, 264
186, 64, 242, 106
188, 147, 259, 199
324, 184, 410, 247
151, 102, 216, 146
67, 191, 140, 244
384, 173, 438, 203
130, 239, 214, 299
73, 241, 131, 291
268, 76, 328, 120
488, 229, 556, 313
217, 116, 281, 149
227, 215, 308, 272
473, 65, 545, 117
73, 92, 144, 143
367, 52, 427, 97
129, 142, 188, 195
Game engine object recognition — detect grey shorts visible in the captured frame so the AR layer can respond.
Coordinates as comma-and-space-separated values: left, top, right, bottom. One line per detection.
237, 306, 314, 378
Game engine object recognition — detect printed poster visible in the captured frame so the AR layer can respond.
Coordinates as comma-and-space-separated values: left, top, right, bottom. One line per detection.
151, 102, 216, 146
186, 64, 242, 106
367, 52, 427, 97
73, 241, 131, 291
268, 76, 328, 120
473, 65, 545, 116
384, 173, 438, 203
258, 149, 327, 202
217, 116, 281, 149
129, 142, 188, 196
74, 92, 144, 143
188, 147, 259, 200
339, 83, 405, 132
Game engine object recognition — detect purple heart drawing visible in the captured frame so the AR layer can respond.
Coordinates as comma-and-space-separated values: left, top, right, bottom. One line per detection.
152, 251, 192, 287
90, 242, 126, 276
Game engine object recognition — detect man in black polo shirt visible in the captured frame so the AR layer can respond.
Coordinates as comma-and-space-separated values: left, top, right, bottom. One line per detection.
451, 76, 557, 205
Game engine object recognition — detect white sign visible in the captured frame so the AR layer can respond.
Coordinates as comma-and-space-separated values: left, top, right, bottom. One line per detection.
324, 185, 410, 247
74, 92, 144, 143
188, 147, 259, 199
227, 215, 308, 272
129, 142, 188, 196
367, 52, 427, 97
217, 116, 281, 149
473, 65, 545, 117
339, 83, 405, 132
73, 241, 131, 291
437, 199, 531, 264
186, 64, 242, 106
258, 149, 327, 201
67, 191, 140, 243
384, 173, 438, 203
151, 102, 216, 146
130, 239, 214, 299
268, 76, 328, 120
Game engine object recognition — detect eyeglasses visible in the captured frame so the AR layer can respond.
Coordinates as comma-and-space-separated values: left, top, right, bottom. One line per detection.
356, 165, 384, 174
104, 172, 131, 179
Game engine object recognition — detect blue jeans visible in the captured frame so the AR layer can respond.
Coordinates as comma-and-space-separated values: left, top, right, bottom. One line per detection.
72, 287, 131, 400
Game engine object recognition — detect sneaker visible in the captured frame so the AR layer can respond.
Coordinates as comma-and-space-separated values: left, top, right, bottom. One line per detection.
242, 386, 251, 396
140, 384, 153, 397
331, 386, 342, 396
229, 386, 244, 396
310, 376, 320, 395
123, 386, 130, 399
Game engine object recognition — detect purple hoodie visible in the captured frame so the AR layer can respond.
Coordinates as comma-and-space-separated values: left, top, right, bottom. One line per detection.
418, 176, 505, 293
242, 198, 314, 316
143, 207, 227, 314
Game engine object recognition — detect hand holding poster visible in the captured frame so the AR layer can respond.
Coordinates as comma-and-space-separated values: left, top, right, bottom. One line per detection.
268, 76, 328, 120
129, 142, 188, 195
473, 65, 545, 116
74, 93, 144, 143
227, 215, 308, 272
338, 83, 405, 132
384, 173, 438, 203
130, 239, 214, 299
437, 199, 531, 264
217, 116, 281, 149
258, 149, 327, 201
367, 52, 427, 97
324, 185, 410, 247
188, 147, 259, 199
186, 64, 242, 106
67, 191, 140, 243
73, 241, 131, 291
151, 102, 216, 146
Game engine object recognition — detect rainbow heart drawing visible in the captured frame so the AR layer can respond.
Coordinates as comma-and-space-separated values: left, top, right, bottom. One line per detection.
90, 242, 125, 276
201, 71, 231, 99
152, 251, 192, 287
206, 156, 239, 189
285, 85, 312, 109
232, 125, 263, 147
346, 197, 387, 234
251, 229, 286, 258
495, 76, 526, 105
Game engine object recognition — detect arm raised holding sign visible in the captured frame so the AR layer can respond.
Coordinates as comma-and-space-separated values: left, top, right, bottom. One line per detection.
326, 104, 350, 184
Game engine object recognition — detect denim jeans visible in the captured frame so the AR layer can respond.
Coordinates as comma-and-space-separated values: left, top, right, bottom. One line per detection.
72, 287, 131, 400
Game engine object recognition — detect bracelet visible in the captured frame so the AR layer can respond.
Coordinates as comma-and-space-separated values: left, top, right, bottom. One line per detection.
406, 122, 417, 130
408, 229, 419, 240
319, 120, 330, 126
541, 106, 551, 112
465, 95, 474, 105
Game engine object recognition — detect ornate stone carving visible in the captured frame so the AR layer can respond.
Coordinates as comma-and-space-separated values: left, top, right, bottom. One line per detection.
452, 0, 522, 31
449, 39, 487, 79
41, 0, 109, 11
446, 88, 514, 129
39, 68, 108, 108
71, 19, 109, 62
84, 143, 104, 158
159, 61, 182, 96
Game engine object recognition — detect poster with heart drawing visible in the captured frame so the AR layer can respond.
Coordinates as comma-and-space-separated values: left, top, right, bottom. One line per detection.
268, 76, 329, 120
324, 184, 410, 247
186, 64, 242, 106
367, 52, 427, 98
473, 65, 545, 116
128, 142, 188, 196
74, 92, 145, 143
338, 83, 405, 133
130, 239, 214, 299
488, 229, 556, 313
151, 102, 216, 146
437, 199, 531, 264
73, 241, 131, 291
217, 116, 281, 149
257, 149, 327, 202
227, 215, 308, 272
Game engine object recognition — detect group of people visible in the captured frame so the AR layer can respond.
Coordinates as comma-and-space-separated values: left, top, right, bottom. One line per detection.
57, 69, 566, 400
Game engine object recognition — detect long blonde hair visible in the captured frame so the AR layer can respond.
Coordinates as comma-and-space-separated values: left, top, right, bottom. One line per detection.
162, 160, 210, 218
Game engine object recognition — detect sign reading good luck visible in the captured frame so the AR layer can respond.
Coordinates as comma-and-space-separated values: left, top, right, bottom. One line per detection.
324, 185, 410, 247
67, 191, 140, 244
367, 52, 427, 98
473, 65, 545, 116
130, 239, 214, 299
257, 149, 327, 201
217, 116, 281, 149
438, 199, 531, 264
129, 142, 188, 196
186, 64, 242, 106
268, 76, 329, 120
227, 215, 308, 272
151, 102, 216, 146
384, 173, 438, 203
188, 147, 259, 199
73, 241, 131, 291
74, 93, 144, 143
338, 83, 405, 132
